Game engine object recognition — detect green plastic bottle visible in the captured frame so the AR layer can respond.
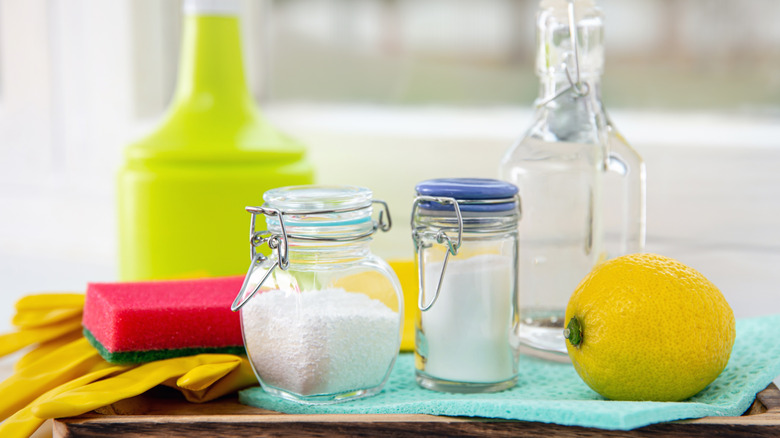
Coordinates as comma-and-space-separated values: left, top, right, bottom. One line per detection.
118, 1, 313, 281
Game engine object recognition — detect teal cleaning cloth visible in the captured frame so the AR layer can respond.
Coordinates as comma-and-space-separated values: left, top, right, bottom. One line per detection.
239, 315, 780, 430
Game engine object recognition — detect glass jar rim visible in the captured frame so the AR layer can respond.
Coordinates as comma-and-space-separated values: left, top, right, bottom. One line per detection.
261, 185, 377, 239
263, 185, 372, 213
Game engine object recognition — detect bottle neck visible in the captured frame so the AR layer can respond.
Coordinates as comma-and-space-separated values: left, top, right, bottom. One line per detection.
530, 73, 607, 145
537, 73, 602, 106
172, 12, 252, 111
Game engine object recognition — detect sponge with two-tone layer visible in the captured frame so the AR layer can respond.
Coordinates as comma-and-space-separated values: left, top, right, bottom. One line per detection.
82, 276, 245, 364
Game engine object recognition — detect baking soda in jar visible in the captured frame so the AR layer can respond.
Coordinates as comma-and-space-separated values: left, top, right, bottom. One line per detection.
232, 185, 403, 404
241, 288, 399, 397
422, 253, 514, 382
412, 178, 520, 393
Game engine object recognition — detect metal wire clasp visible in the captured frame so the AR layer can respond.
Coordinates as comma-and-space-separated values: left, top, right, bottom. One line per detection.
231, 201, 392, 312
231, 207, 288, 312
411, 196, 463, 312
536, 0, 590, 107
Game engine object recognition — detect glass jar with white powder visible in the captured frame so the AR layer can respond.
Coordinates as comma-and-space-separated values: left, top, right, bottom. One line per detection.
412, 178, 520, 393
232, 185, 402, 404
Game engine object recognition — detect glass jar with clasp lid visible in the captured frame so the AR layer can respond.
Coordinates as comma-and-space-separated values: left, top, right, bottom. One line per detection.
412, 178, 521, 393
231, 185, 403, 404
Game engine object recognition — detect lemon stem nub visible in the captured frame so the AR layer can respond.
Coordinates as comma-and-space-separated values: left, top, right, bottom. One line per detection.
565, 317, 583, 347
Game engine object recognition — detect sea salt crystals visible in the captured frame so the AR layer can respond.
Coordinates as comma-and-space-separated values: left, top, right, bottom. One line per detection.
242, 288, 400, 402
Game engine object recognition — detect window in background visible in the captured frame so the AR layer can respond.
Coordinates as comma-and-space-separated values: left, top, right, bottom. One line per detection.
261, 0, 780, 112
1, 0, 779, 269
2, 0, 779, 184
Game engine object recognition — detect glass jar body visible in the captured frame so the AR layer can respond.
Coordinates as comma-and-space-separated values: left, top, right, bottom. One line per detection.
240, 240, 403, 404
414, 212, 520, 393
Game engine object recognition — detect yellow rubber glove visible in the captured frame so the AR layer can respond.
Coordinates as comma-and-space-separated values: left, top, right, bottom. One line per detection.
12, 307, 83, 329
1, 292, 258, 431
33, 354, 253, 419
0, 337, 105, 421
0, 293, 85, 359
1, 342, 253, 435
14, 330, 85, 371
0, 317, 83, 358
173, 355, 258, 403
11, 293, 84, 331
0, 364, 130, 438
14, 293, 85, 312
174, 360, 242, 391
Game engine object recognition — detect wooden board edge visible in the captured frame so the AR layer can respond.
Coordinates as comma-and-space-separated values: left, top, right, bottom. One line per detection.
53, 383, 780, 437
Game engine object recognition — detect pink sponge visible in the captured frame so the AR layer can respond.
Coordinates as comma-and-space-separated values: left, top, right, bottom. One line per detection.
83, 276, 245, 363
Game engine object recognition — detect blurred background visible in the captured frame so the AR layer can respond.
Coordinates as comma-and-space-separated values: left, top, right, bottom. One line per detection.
1, 0, 779, 327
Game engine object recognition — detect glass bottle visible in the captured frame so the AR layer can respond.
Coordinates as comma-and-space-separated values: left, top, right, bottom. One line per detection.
412, 178, 520, 393
499, 0, 645, 360
118, 0, 313, 281
232, 185, 402, 404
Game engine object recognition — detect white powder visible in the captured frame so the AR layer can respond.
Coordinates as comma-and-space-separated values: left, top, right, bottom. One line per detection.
242, 288, 399, 397
420, 253, 516, 383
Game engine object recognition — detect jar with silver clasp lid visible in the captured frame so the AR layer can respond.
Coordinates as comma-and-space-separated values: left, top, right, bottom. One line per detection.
412, 178, 521, 393
232, 185, 403, 404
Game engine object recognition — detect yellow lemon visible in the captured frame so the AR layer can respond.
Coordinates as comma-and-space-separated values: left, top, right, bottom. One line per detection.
564, 253, 735, 401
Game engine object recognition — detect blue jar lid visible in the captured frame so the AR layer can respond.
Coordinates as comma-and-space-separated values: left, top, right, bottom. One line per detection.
415, 178, 519, 213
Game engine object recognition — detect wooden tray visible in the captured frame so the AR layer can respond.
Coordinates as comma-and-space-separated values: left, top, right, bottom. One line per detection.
54, 383, 780, 437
